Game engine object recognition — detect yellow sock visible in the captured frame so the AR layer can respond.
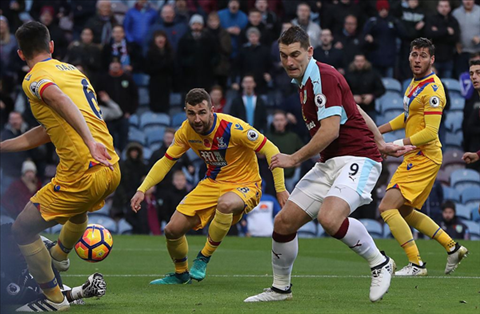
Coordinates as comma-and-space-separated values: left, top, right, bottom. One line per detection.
166, 236, 188, 273
404, 210, 456, 252
201, 210, 233, 257
381, 209, 422, 265
51, 220, 87, 261
18, 238, 63, 303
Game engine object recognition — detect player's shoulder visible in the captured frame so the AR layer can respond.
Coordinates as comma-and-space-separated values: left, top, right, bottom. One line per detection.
423, 75, 445, 97
216, 113, 247, 128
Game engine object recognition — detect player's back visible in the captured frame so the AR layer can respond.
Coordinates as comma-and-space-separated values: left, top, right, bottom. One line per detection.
403, 72, 444, 164
22, 59, 119, 182
297, 59, 381, 162
173, 113, 266, 184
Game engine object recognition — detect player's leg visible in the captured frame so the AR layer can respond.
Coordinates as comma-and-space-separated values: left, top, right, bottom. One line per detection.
150, 210, 200, 285
379, 189, 425, 270
192, 191, 249, 281
66, 273, 107, 302
244, 199, 311, 302
12, 202, 69, 309
49, 212, 88, 272
400, 205, 468, 274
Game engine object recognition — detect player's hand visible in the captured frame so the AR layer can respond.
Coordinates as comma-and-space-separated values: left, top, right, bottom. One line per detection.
270, 153, 297, 170
381, 142, 416, 157
462, 152, 480, 164
89, 141, 113, 170
276, 190, 290, 208
131, 191, 145, 213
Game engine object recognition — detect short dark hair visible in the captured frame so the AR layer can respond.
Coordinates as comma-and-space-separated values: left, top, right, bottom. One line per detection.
441, 200, 456, 212
470, 59, 480, 67
278, 25, 310, 50
15, 21, 51, 60
410, 37, 435, 56
185, 88, 211, 106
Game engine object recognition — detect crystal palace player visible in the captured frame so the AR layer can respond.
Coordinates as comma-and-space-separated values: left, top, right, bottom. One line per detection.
131, 88, 288, 284
245, 26, 413, 303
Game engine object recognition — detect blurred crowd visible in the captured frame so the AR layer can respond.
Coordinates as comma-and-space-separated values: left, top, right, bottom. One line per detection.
1, 0, 480, 237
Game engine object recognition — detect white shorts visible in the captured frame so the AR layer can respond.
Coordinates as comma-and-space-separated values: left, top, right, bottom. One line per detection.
289, 156, 381, 219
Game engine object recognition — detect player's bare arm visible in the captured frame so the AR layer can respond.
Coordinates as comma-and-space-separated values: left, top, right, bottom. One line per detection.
0, 125, 50, 152
41, 84, 113, 169
357, 105, 415, 157
462, 151, 480, 164
270, 115, 340, 170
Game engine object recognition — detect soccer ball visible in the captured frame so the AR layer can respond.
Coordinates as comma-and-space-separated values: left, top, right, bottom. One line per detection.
75, 224, 113, 263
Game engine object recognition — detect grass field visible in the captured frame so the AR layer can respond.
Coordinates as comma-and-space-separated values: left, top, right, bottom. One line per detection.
24, 235, 480, 313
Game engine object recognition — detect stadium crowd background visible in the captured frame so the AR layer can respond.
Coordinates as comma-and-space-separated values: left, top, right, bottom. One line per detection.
1, 0, 480, 239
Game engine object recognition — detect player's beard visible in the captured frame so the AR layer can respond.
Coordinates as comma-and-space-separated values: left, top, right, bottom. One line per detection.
190, 119, 210, 135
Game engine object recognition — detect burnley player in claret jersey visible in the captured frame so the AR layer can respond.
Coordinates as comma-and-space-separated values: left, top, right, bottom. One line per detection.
245, 25, 414, 303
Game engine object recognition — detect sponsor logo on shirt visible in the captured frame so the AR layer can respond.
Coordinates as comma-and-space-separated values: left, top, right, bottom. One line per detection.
234, 123, 244, 131
188, 140, 202, 144
216, 137, 227, 149
407, 163, 413, 170
199, 150, 227, 166
247, 129, 259, 141
306, 120, 316, 130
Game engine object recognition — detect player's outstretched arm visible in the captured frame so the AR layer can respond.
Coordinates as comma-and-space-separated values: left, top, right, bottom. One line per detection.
462, 151, 480, 164
271, 115, 340, 171
0, 125, 50, 153
41, 84, 113, 169
378, 112, 405, 134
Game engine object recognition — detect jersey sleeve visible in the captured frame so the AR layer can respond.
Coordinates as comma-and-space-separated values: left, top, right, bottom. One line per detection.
23, 69, 56, 102
230, 119, 267, 152
422, 84, 445, 115
315, 74, 347, 124
165, 125, 190, 160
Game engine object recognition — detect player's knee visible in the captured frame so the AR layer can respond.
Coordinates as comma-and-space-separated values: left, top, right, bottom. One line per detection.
378, 202, 389, 213
216, 198, 235, 214
12, 220, 29, 244
273, 213, 295, 234
164, 225, 183, 239
317, 213, 339, 235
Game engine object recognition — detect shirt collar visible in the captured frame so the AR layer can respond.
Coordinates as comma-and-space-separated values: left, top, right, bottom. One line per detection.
291, 57, 317, 87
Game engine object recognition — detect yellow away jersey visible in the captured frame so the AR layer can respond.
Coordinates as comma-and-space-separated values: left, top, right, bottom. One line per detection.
22, 58, 119, 182
403, 72, 445, 164
166, 113, 266, 183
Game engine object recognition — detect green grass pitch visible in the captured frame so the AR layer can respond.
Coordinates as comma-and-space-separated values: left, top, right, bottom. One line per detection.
50, 235, 480, 313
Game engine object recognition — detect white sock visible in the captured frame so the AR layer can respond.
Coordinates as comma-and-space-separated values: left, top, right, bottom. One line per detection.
70, 286, 83, 300
271, 235, 298, 291
339, 218, 386, 268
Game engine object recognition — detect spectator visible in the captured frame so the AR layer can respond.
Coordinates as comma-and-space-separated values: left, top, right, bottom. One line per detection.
148, 128, 195, 194
174, 0, 192, 24
397, 0, 425, 81
266, 110, 304, 191
313, 28, 345, 74
0, 0, 25, 31
71, 0, 97, 39
177, 14, 218, 93
230, 75, 267, 132
0, 112, 29, 194
218, 0, 248, 58
145, 30, 174, 113
424, 0, 460, 79
29, 0, 71, 24
38, 6, 69, 60
1, 160, 41, 219
123, 0, 159, 46
233, 27, 273, 95
158, 170, 189, 226
345, 54, 386, 121
242, 193, 281, 237
439, 200, 470, 240
271, 21, 296, 98
97, 59, 139, 151
210, 85, 227, 113
333, 14, 364, 68
64, 27, 102, 86
254, 0, 280, 41
239, 8, 272, 46
145, 4, 188, 53
97, 90, 123, 121
185, 0, 217, 15
85, 0, 119, 46
101, 25, 143, 73
206, 11, 232, 90
113, 142, 149, 234
0, 79, 14, 130
460, 53, 480, 100
452, 0, 480, 76
362, 0, 406, 77
278, 92, 309, 142
422, 180, 444, 225
323, 0, 365, 36
291, 2, 321, 48
0, 16, 16, 69
144, 185, 162, 235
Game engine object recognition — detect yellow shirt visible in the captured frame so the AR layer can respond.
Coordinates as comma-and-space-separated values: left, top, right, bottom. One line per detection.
22, 58, 119, 183
167, 113, 266, 184
390, 72, 445, 164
